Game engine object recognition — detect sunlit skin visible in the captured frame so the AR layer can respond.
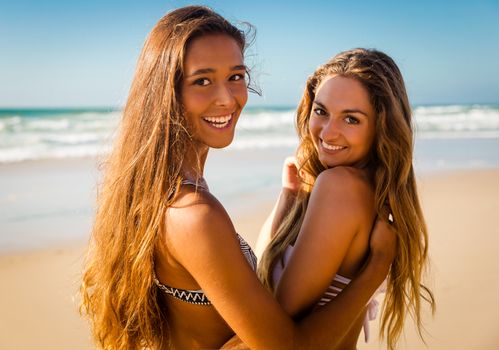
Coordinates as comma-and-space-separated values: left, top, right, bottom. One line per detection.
265, 76, 378, 349
80, 7, 400, 349
156, 34, 249, 349
309, 75, 376, 169
156, 39, 395, 350
181, 34, 248, 155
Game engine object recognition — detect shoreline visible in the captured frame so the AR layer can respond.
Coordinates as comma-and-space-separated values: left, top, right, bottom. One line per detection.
0, 157, 100, 253
1, 159, 496, 255
0, 147, 290, 253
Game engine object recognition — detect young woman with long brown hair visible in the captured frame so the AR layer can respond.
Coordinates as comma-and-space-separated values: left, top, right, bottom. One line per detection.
80, 7, 396, 350
257, 48, 436, 349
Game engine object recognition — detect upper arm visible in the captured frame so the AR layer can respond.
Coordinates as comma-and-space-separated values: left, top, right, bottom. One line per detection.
164, 193, 295, 350
275, 167, 372, 316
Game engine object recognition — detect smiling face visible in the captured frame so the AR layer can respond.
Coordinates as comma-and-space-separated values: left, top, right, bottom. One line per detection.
181, 34, 248, 151
309, 75, 376, 169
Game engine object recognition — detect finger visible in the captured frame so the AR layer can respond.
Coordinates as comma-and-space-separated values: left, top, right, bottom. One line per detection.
284, 156, 297, 168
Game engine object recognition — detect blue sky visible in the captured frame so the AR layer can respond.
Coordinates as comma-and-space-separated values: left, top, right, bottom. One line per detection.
1, 0, 498, 107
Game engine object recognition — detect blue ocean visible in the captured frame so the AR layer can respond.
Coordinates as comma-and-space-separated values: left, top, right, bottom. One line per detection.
1, 104, 499, 171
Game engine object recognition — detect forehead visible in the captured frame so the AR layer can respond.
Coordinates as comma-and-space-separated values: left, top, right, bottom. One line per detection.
315, 75, 373, 115
184, 34, 244, 72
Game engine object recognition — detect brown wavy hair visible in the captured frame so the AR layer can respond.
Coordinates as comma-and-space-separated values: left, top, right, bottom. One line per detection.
80, 6, 253, 349
258, 48, 435, 349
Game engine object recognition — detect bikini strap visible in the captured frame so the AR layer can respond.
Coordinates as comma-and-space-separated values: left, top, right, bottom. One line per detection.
181, 178, 209, 191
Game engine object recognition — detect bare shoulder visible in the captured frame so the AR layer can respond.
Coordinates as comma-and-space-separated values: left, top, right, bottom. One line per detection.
315, 166, 372, 198
311, 166, 375, 221
164, 186, 235, 249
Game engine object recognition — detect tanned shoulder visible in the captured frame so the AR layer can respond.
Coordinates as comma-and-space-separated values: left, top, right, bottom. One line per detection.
314, 166, 374, 218
164, 186, 236, 261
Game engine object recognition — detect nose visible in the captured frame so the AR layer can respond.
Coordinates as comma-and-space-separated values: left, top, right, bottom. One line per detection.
214, 82, 235, 107
320, 117, 341, 141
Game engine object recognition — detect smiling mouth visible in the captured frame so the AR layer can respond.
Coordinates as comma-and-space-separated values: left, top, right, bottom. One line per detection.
321, 139, 346, 151
202, 114, 233, 129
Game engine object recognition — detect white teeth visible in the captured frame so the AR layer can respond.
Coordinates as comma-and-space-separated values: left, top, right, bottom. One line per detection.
202, 114, 232, 124
212, 121, 229, 129
321, 140, 345, 150
202, 114, 232, 129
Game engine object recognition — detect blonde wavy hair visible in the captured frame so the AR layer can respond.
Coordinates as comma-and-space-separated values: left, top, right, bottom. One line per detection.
80, 6, 252, 349
258, 48, 435, 350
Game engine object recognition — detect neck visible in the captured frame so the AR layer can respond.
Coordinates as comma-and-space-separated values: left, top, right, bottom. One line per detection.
182, 142, 209, 180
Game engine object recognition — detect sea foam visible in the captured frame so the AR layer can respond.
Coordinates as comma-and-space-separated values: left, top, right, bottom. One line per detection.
1, 105, 499, 163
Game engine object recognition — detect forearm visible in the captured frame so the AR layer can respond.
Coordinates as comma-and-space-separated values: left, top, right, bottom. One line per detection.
295, 254, 390, 349
219, 256, 388, 350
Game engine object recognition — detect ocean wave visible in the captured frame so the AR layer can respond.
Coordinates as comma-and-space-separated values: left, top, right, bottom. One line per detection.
230, 137, 298, 149
26, 119, 71, 131
237, 110, 295, 130
414, 105, 468, 115
40, 133, 103, 145
413, 104, 498, 115
0, 116, 22, 132
74, 119, 119, 131
1, 105, 499, 163
0, 144, 111, 163
414, 106, 499, 134
417, 130, 499, 139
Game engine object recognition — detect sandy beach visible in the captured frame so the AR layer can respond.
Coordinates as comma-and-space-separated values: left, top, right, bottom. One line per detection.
360, 169, 499, 349
1, 162, 498, 349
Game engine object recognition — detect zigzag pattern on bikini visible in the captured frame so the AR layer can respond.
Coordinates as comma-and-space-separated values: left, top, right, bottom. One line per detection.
153, 276, 212, 305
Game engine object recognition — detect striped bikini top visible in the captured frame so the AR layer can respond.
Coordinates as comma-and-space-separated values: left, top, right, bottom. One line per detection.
153, 178, 258, 306
272, 244, 385, 342
154, 234, 257, 305
272, 244, 352, 306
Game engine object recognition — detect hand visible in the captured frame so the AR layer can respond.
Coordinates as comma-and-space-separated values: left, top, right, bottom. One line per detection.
282, 156, 301, 193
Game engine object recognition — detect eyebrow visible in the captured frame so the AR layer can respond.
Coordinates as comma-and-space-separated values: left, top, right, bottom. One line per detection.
313, 100, 369, 117
188, 65, 247, 77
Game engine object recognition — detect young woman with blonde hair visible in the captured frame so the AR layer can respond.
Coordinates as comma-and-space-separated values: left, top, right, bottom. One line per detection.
257, 48, 435, 349
80, 7, 396, 350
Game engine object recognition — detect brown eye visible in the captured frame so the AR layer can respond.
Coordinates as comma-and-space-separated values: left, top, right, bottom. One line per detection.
313, 107, 327, 116
230, 73, 245, 81
194, 78, 210, 86
345, 115, 359, 124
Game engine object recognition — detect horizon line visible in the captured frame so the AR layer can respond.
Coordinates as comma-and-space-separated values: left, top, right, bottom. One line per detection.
1, 102, 499, 111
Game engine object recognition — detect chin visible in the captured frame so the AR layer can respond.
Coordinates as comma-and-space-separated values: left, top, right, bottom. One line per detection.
318, 156, 333, 169
210, 137, 234, 149
321, 159, 343, 169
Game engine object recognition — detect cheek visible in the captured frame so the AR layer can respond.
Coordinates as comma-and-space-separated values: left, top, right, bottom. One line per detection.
181, 93, 196, 116
183, 88, 212, 113
355, 127, 375, 153
181, 92, 205, 132
308, 117, 321, 139
232, 84, 248, 107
